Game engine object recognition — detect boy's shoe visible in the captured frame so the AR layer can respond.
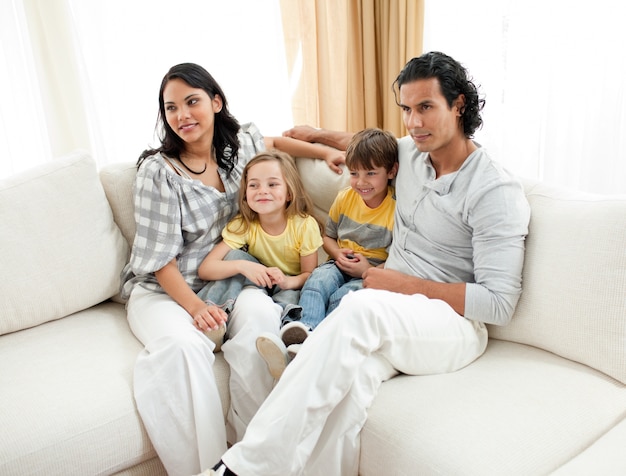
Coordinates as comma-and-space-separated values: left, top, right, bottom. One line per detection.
204, 324, 227, 353
280, 321, 310, 347
287, 343, 302, 360
256, 332, 289, 380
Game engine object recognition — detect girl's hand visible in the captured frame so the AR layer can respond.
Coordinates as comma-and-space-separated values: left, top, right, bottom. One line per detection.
191, 304, 227, 332
323, 149, 346, 174
266, 267, 291, 289
335, 251, 371, 278
240, 261, 275, 288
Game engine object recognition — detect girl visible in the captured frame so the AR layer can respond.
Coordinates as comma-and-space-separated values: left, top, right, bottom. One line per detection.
199, 150, 323, 379
121, 62, 343, 476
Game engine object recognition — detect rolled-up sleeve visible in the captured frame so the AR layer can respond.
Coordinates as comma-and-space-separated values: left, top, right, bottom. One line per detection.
464, 179, 530, 326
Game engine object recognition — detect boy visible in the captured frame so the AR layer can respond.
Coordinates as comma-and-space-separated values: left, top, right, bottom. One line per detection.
257, 128, 398, 378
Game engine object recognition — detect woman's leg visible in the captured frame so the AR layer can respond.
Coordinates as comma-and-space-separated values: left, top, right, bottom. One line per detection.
221, 286, 282, 443
222, 288, 488, 476
127, 286, 226, 476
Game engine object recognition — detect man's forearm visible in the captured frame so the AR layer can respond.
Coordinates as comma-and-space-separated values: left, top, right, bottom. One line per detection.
283, 126, 354, 151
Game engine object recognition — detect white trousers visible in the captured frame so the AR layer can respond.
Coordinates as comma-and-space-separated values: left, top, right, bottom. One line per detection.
128, 286, 281, 476
222, 288, 489, 476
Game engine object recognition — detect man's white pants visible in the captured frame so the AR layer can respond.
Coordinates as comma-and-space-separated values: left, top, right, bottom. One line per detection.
223, 288, 488, 476
128, 286, 281, 476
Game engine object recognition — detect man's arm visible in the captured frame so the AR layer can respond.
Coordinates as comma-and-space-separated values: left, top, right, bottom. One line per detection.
362, 267, 466, 316
283, 125, 354, 152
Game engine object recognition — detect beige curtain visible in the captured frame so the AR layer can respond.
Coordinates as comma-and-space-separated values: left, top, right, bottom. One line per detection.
279, 0, 423, 138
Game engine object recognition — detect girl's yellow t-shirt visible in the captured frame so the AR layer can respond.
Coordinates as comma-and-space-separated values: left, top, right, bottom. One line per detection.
222, 214, 323, 276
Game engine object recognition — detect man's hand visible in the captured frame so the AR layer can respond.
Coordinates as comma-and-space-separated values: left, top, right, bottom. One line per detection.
362, 267, 415, 294
283, 125, 320, 143
363, 267, 467, 316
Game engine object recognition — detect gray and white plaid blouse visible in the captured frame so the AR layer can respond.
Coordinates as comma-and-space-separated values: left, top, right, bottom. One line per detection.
120, 122, 265, 299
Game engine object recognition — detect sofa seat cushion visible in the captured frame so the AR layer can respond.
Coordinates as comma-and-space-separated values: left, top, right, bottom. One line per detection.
551, 418, 626, 475
0, 301, 231, 475
359, 339, 626, 476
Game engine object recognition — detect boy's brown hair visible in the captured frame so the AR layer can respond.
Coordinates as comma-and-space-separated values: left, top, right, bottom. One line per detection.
345, 128, 398, 172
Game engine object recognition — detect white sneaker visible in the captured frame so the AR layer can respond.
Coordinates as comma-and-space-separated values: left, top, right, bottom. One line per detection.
287, 343, 302, 360
279, 321, 310, 347
204, 323, 227, 353
256, 332, 289, 380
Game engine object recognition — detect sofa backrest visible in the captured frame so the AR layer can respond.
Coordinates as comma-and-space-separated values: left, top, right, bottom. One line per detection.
98, 157, 352, 251
99, 161, 138, 249
0, 152, 129, 335
488, 179, 626, 384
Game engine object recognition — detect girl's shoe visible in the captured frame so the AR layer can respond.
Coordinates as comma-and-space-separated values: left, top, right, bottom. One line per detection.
256, 332, 289, 380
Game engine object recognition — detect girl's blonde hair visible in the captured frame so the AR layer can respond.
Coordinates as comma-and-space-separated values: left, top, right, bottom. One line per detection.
227, 150, 324, 235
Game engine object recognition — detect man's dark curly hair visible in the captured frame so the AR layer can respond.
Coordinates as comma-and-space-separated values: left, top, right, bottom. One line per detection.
392, 51, 485, 138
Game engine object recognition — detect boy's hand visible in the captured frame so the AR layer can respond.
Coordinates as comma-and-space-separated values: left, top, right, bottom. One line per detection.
335, 251, 371, 278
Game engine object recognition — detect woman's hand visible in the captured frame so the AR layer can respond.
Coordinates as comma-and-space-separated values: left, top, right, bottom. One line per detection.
191, 303, 227, 332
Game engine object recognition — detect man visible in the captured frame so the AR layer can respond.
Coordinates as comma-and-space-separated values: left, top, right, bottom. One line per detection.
199, 51, 530, 476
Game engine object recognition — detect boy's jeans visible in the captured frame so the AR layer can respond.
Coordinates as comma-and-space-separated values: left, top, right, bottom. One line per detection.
298, 261, 363, 330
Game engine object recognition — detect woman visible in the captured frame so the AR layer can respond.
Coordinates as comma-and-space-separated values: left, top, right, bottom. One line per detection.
120, 63, 342, 476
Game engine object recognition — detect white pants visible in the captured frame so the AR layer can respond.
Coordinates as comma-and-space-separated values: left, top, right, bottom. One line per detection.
128, 286, 281, 476
222, 288, 489, 476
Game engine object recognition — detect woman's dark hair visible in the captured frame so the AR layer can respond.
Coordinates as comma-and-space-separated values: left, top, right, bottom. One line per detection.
138, 63, 240, 173
392, 51, 485, 138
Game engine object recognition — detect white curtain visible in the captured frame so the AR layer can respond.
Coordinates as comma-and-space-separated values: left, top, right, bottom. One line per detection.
423, 0, 626, 194
0, 0, 292, 179
3, 0, 625, 195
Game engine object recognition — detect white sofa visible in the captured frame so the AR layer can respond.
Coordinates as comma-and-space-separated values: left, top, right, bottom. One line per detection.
1, 150, 625, 476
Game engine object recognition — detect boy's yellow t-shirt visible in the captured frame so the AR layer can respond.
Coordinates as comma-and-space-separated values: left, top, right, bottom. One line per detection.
222, 214, 323, 276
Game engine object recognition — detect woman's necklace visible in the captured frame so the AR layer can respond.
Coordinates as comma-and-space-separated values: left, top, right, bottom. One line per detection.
178, 156, 207, 175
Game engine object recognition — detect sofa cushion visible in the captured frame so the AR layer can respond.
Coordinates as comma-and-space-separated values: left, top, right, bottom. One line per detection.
360, 339, 626, 476
295, 157, 350, 218
99, 161, 138, 249
0, 301, 231, 475
99, 158, 350, 252
0, 152, 129, 335
550, 418, 626, 475
488, 180, 626, 384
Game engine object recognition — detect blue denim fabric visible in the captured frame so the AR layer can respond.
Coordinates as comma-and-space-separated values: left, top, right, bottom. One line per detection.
196, 249, 261, 313
197, 249, 301, 318
298, 261, 363, 330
